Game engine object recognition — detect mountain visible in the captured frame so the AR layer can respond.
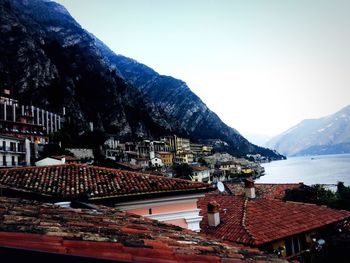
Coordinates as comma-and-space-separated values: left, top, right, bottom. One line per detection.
0, 0, 283, 159
266, 105, 350, 156
94, 39, 283, 158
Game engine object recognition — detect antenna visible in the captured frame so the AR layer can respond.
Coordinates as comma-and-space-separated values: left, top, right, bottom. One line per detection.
217, 181, 225, 193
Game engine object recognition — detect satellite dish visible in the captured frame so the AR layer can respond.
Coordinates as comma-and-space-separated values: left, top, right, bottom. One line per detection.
217, 182, 225, 192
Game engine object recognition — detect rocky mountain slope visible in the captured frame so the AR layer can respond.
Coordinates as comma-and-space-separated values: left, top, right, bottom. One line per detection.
266, 105, 350, 156
95, 39, 283, 158
0, 0, 171, 138
0, 0, 283, 159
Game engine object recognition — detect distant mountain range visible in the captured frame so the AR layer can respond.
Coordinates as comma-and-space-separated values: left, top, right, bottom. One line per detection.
266, 105, 350, 156
0, 0, 283, 159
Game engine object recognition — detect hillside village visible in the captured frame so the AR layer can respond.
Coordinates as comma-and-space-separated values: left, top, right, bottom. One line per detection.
0, 90, 267, 183
0, 90, 349, 262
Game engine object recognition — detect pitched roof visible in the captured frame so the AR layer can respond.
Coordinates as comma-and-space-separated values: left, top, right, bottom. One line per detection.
192, 166, 210, 172
0, 164, 211, 202
199, 193, 350, 245
0, 197, 286, 262
225, 182, 303, 199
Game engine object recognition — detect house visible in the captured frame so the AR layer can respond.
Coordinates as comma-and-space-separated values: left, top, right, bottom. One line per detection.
149, 157, 163, 167
0, 163, 212, 231
191, 166, 211, 183
0, 196, 286, 263
35, 156, 65, 166
35, 155, 81, 166
149, 142, 163, 167
174, 151, 194, 164
198, 180, 350, 261
130, 157, 149, 168
0, 135, 29, 167
156, 151, 173, 166
219, 160, 240, 172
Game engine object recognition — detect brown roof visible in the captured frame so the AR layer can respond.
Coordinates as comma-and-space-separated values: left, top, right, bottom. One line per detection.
0, 197, 286, 262
225, 182, 303, 199
199, 193, 350, 245
0, 164, 211, 202
192, 166, 210, 172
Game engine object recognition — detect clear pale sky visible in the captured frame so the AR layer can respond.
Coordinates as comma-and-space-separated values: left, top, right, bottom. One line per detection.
55, 0, 350, 142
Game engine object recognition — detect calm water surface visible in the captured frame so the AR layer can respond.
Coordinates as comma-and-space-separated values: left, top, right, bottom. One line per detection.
256, 154, 350, 186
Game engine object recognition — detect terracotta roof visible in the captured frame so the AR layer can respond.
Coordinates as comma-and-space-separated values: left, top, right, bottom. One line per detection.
225, 182, 303, 199
199, 193, 350, 245
220, 161, 238, 165
0, 164, 211, 202
192, 166, 210, 172
0, 197, 286, 262
157, 151, 172, 155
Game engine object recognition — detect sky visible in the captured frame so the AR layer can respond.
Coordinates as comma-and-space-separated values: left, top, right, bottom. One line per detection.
55, 0, 350, 144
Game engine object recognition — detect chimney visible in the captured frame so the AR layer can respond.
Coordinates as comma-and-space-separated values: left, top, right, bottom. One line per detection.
207, 201, 220, 227
244, 178, 256, 199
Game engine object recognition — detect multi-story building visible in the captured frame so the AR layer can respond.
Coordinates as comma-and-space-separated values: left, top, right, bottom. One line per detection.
0, 94, 62, 144
157, 151, 173, 166
166, 135, 191, 154
0, 135, 30, 167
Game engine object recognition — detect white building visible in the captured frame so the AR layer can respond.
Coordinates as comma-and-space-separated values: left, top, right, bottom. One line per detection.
0, 135, 30, 167
192, 166, 211, 183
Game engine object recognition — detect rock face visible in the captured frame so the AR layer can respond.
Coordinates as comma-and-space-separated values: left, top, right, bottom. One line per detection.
96, 40, 282, 158
0, 0, 283, 158
266, 105, 350, 156
0, 0, 169, 138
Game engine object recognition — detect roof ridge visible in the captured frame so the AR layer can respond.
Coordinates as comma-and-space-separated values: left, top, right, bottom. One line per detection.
0, 163, 209, 186
241, 198, 255, 244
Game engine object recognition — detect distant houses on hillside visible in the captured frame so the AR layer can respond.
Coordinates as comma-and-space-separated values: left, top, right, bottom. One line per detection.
0, 89, 63, 167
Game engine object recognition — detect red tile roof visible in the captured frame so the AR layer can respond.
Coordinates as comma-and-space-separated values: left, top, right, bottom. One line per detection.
0, 164, 211, 202
192, 166, 210, 172
225, 183, 303, 199
0, 197, 286, 262
115, 162, 143, 170
199, 193, 350, 245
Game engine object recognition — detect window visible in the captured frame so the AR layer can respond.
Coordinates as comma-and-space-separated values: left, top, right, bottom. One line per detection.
148, 208, 152, 215
11, 156, 15, 166
285, 235, 307, 256
2, 141, 5, 151
10, 142, 16, 151
2, 156, 6, 166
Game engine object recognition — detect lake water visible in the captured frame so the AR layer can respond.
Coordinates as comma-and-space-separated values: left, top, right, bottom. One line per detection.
256, 154, 350, 186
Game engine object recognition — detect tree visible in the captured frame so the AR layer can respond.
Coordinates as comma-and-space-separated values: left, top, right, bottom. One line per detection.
173, 163, 193, 181
336, 182, 350, 210
284, 184, 337, 208
198, 157, 208, 167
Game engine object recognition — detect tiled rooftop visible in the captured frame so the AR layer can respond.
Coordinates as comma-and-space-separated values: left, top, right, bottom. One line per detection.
0, 197, 286, 262
0, 164, 211, 202
192, 166, 210, 172
199, 193, 350, 245
225, 183, 303, 199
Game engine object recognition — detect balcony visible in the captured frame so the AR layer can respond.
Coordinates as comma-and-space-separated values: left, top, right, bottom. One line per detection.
0, 146, 25, 154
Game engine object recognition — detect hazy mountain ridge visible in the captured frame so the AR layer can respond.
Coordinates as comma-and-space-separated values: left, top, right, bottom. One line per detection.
0, 0, 283, 158
266, 105, 350, 156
